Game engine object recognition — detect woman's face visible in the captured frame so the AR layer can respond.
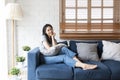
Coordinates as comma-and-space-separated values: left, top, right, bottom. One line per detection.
45, 26, 53, 36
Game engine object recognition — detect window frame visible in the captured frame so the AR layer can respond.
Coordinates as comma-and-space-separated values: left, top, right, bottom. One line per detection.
60, 0, 120, 40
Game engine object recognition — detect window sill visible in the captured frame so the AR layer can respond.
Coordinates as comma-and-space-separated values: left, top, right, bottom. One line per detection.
60, 32, 120, 40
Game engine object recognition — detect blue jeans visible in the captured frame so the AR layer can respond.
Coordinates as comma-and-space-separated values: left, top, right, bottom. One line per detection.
44, 47, 77, 67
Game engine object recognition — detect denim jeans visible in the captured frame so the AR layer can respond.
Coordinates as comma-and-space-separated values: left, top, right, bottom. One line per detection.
44, 47, 77, 67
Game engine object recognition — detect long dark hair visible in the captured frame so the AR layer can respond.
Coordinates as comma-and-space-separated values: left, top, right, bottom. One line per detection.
42, 24, 53, 44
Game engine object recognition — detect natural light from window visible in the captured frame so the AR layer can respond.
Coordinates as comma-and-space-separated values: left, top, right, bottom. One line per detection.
65, 0, 114, 23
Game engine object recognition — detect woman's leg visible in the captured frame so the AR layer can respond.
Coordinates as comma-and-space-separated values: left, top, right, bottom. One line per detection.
45, 47, 97, 69
73, 57, 97, 70
44, 55, 64, 64
59, 47, 76, 58
59, 47, 97, 70
44, 54, 76, 67
64, 56, 97, 69
44, 55, 97, 69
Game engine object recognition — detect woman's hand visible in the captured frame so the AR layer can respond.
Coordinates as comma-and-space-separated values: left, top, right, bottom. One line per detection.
51, 32, 56, 37
51, 32, 57, 46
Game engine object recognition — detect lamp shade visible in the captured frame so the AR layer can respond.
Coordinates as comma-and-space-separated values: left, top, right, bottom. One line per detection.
5, 3, 23, 20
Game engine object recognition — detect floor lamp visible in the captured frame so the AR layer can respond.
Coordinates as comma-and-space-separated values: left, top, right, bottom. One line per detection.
5, 3, 23, 67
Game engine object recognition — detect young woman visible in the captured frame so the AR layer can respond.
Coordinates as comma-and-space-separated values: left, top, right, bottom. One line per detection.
39, 24, 97, 70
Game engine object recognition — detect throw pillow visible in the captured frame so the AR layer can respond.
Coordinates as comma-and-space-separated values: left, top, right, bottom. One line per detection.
101, 40, 120, 61
40, 43, 67, 56
76, 43, 99, 61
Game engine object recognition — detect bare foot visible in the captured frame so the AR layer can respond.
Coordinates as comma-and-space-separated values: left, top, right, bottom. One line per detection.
82, 63, 97, 70
75, 62, 97, 70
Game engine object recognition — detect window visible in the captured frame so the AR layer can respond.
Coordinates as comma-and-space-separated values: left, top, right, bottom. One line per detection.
60, 0, 120, 39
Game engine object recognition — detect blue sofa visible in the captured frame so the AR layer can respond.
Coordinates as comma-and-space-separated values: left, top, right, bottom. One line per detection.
28, 40, 120, 80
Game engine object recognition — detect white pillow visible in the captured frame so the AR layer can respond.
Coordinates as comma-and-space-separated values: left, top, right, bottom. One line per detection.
102, 40, 120, 61
40, 43, 67, 56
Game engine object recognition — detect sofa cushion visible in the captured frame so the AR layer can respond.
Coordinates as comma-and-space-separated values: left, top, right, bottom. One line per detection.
76, 43, 99, 61
102, 40, 120, 61
73, 60, 111, 80
102, 60, 120, 80
69, 40, 98, 53
36, 63, 73, 80
69, 40, 103, 58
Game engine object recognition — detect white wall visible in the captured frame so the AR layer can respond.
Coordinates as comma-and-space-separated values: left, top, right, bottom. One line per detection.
0, 0, 8, 79
16, 0, 60, 55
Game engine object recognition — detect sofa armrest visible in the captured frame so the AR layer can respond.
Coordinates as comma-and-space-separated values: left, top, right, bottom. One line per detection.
28, 47, 41, 80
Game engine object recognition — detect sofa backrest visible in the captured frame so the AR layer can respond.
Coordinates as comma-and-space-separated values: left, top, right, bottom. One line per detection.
69, 40, 120, 58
